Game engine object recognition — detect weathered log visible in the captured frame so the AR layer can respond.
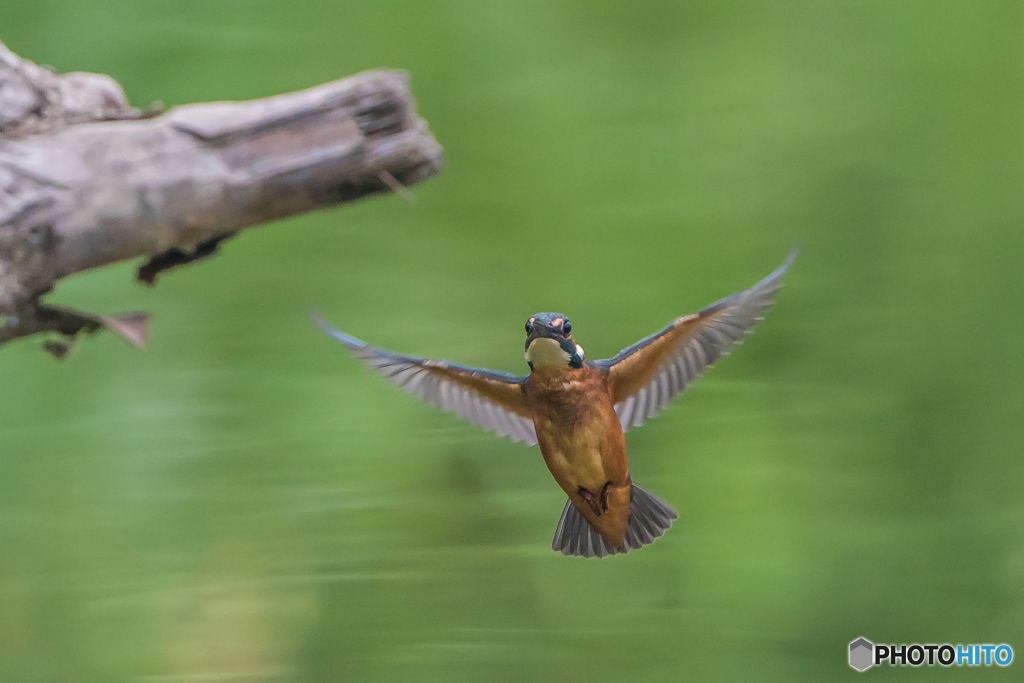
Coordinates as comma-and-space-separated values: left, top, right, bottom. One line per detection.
0, 39, 443, 352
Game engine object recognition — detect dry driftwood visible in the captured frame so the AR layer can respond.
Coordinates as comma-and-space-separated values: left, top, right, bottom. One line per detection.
0, 39, 443, 353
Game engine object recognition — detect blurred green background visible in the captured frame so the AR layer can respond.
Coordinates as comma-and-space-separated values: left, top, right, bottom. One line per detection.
2, 1, 1023, 680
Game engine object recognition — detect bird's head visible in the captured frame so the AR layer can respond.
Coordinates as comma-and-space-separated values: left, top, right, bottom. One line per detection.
524, 312, 585, 370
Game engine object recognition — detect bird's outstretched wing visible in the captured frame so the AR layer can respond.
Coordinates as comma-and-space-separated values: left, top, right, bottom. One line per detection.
599, 249, 796, 432
313, 314, 538, 445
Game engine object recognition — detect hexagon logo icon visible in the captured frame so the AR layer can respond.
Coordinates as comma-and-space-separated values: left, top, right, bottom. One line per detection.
849, 638, 874, 671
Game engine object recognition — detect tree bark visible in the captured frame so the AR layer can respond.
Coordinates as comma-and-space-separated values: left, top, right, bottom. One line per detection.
0, 39, 443, 352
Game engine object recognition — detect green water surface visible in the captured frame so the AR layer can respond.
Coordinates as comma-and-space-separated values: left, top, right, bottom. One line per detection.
2, 1, 1023, 681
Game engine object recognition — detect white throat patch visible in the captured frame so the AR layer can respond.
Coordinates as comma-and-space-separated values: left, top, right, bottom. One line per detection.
526, 338, 570, 367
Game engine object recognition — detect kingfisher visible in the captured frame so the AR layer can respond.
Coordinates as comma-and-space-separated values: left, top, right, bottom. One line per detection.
313, 250, 795, 558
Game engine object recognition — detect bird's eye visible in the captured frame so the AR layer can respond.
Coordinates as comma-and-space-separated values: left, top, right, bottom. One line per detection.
563, 321, 572, 336
525, 321, 534, 334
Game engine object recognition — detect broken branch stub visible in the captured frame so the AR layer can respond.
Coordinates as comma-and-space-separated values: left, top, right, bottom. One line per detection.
0, 38, 443, 350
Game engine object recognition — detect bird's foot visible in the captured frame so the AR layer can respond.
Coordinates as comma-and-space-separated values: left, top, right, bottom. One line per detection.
599, 481, 611, 513
577, 486, 602, 516
577, 482, 613, 517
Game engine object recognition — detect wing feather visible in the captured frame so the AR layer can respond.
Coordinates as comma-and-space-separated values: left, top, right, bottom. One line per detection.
313, 314, 537, 446
604, 250, 796, 432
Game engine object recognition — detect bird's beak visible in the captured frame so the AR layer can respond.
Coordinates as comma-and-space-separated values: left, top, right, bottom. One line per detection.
525, 322, 565, 352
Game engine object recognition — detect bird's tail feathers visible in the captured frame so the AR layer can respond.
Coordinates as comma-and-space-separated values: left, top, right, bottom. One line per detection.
552, 484, 678, 558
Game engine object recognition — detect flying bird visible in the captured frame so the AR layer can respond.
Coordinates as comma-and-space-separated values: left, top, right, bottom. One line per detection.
313, 250, 795, 558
